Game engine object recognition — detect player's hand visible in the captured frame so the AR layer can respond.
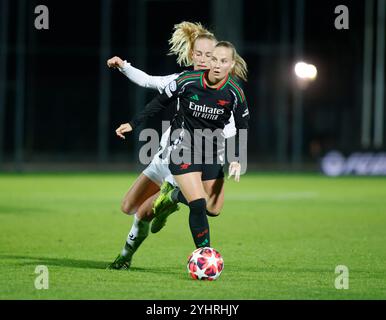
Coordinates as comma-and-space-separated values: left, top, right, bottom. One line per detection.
228, 161, 241, 182
107, 56, 124, 69
115, 123, 133, 139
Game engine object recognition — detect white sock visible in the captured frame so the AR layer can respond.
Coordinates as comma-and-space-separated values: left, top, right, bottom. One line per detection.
121, 214, 149, 257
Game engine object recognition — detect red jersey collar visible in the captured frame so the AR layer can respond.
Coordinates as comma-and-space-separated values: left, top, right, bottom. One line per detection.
202, 70, 229, 90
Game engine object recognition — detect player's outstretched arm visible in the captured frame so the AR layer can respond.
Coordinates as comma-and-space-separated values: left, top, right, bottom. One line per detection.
127, 78, 181, 131
107, 56, 178, 93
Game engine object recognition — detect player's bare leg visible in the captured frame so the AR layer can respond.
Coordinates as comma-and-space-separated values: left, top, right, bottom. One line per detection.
151, 178, 224, 233
136, 192, 157, 221
202, 178, 224, 216
151, 177, 224, 233
121, 173, 160, 215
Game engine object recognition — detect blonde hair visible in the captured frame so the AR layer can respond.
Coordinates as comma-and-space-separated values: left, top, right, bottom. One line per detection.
215, 41, 248, 82
168, 21, 217, 67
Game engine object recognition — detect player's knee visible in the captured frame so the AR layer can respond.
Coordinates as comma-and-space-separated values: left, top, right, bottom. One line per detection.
120, 200, 136, 215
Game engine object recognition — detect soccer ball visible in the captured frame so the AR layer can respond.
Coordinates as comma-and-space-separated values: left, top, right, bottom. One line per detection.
187, 247, 224, 280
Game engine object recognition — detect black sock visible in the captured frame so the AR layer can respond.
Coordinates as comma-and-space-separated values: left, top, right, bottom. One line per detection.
189, 198, 210, 248
171, 188, 189, 205
206, 210, 219, 217
173, 191, 219, 217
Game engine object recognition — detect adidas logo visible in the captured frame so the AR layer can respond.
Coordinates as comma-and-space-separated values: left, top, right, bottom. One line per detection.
190, 94, 199, 101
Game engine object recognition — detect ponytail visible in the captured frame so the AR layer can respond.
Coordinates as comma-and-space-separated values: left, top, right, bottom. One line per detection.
168, 21, 217, 67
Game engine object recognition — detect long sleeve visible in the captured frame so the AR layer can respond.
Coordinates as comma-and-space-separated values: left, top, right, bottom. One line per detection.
128, 94, 171, 129
232, 94, 250, 158
129, 73, 184, 129
128, 79, 181, 129
118, 61, 179, 93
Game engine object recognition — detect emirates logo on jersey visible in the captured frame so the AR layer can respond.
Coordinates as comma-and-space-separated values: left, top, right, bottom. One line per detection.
188, 102, 224, 115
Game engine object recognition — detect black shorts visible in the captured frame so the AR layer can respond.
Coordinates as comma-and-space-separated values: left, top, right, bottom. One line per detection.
169, 162, 224, 181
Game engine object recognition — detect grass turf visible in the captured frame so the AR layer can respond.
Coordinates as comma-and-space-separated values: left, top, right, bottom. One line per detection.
0, 172, 385, 299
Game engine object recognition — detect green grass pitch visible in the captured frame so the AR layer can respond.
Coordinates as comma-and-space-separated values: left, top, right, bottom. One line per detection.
0, 172, 385, 299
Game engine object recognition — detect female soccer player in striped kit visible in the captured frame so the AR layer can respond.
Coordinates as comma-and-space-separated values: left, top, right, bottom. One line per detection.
124, 41, 249, 250
107, 22, 236, 269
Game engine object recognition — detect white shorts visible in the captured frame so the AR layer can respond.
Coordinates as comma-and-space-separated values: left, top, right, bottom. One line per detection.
142, 154, 176, 187
142, 126, 177, 187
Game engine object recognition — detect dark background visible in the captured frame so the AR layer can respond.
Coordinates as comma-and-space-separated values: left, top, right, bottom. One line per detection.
0, 0, 384, 171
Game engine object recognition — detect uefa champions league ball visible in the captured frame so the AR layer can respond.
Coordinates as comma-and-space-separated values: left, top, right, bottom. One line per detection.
187, 247, 224, 280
